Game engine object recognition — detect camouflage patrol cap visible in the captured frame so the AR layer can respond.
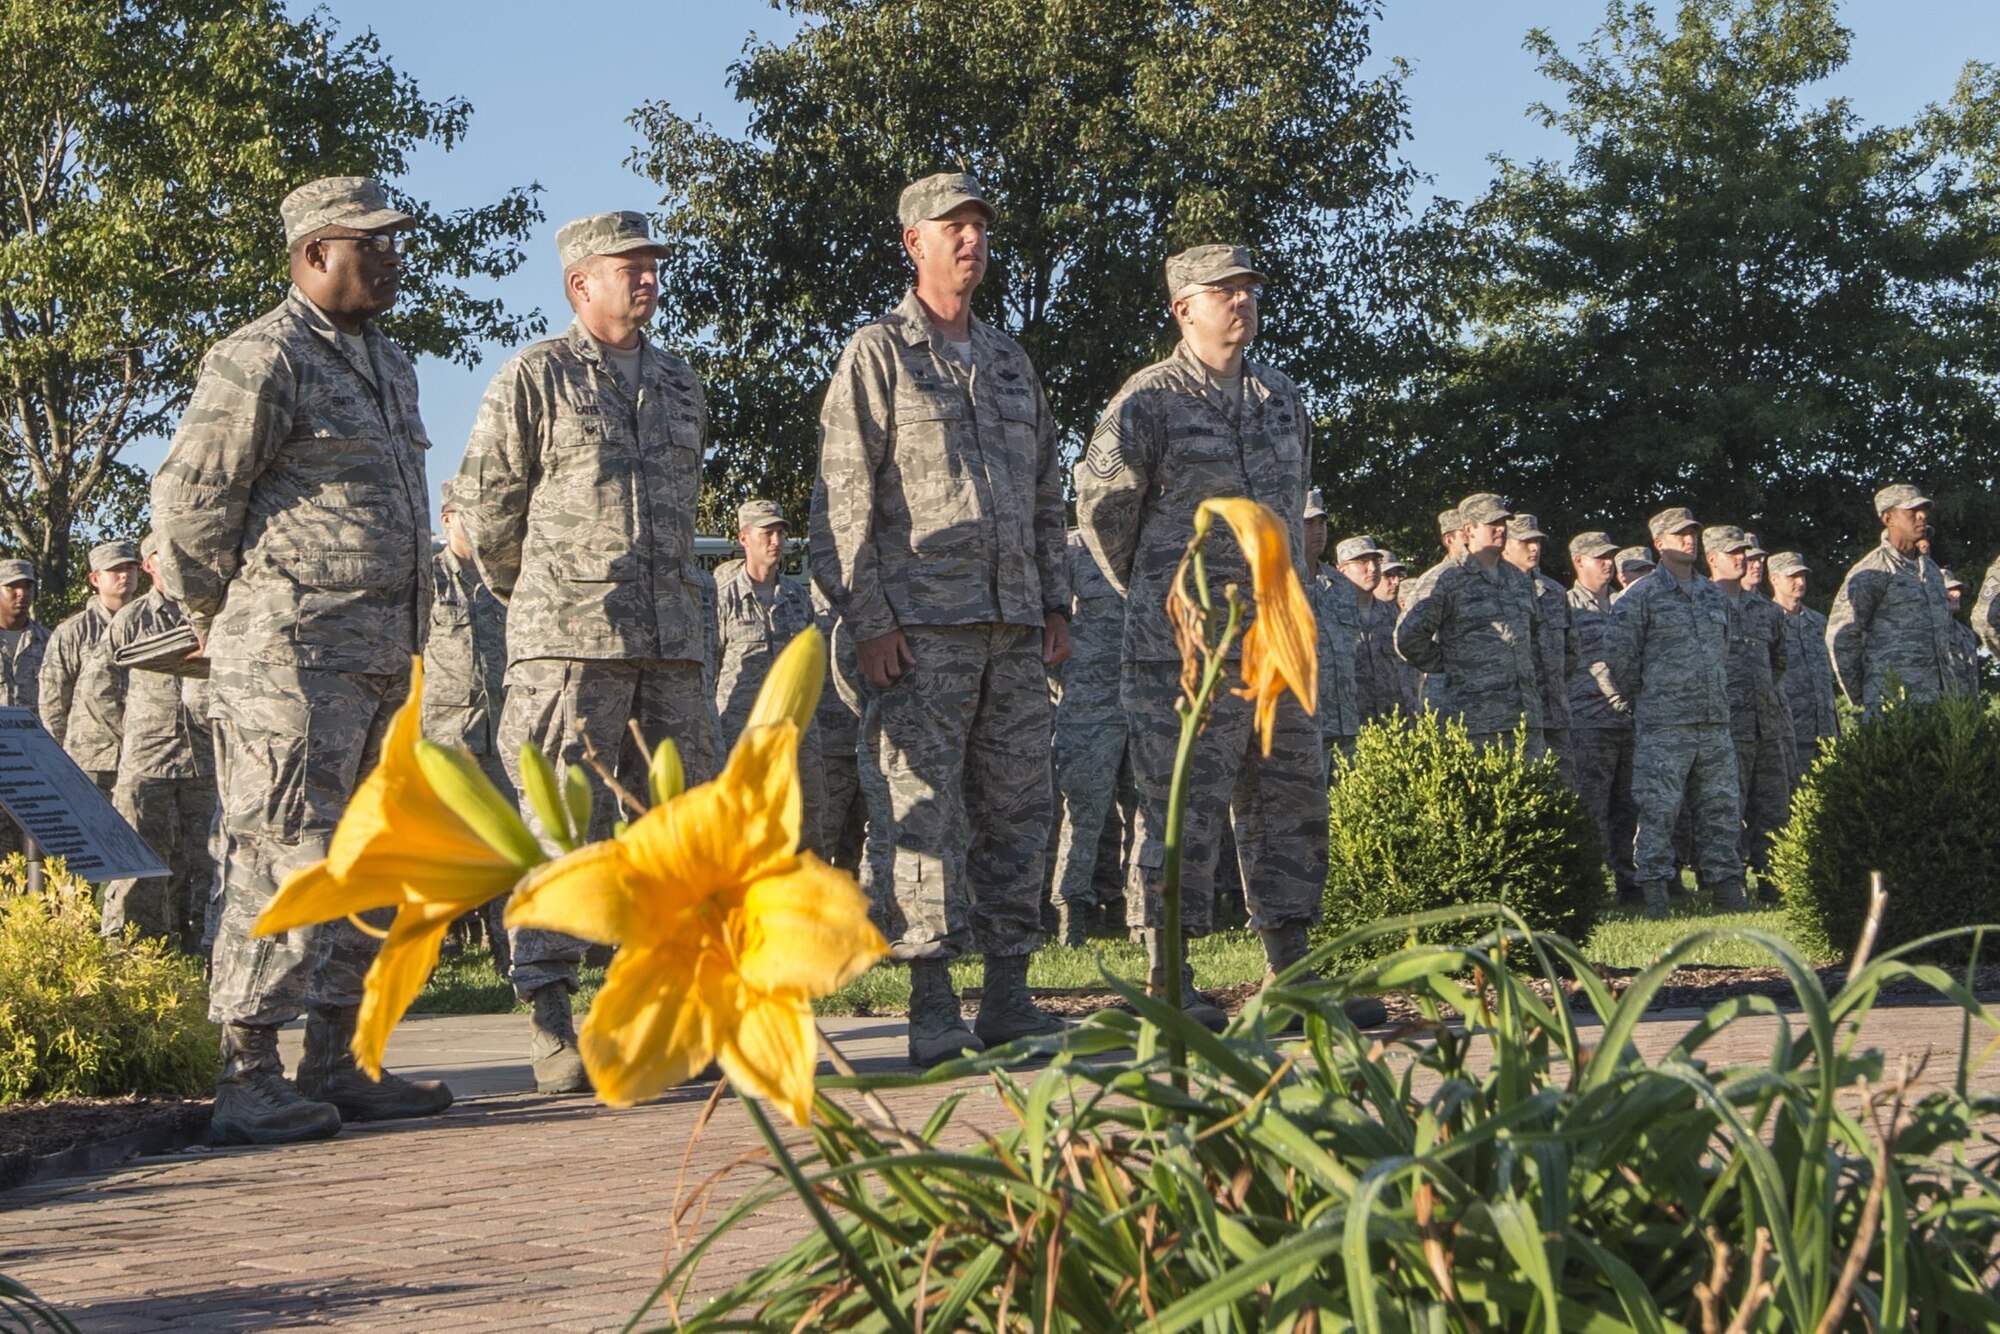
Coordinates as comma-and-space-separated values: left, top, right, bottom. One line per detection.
1380, 550, 1408, 576
438, 477, 460, 513
1647, 506, 1700, 539
88, 539, 139, 572
1335, 535, 1385, 564
1165, 245, 1268, 301
1615, 546, 1656, 573
557, 212, 667, 272
737, 498, 788, 531
1456, 493, 1512, 525
897, 173, 996, 228
0, 558, 34, 586
1436, 508, 1461, 536
1302, 487, 1328, 521
1702, 525, 1753, 555
280, 177, 413, 247
1742, 532, 1769, 559
1767, 551, 1809, 578
1505, 513, 1547, 541
139, 532, 160, 560
1568, 531, 1619, 560
1873, 482, 1932, 515
1943, 568, 1967, 592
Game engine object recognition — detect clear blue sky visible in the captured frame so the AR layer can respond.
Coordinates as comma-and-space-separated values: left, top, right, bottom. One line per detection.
120, 0, 2000, 505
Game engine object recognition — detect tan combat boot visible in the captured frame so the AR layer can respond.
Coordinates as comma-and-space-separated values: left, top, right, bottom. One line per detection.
297, 1005, 454, 1121
209, 1023, 342, 1146
528, 983, 590, 1094
908, 959, 985, 1067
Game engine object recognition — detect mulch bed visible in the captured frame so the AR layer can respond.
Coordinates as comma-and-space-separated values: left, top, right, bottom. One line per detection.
0, 1095, 211, 1179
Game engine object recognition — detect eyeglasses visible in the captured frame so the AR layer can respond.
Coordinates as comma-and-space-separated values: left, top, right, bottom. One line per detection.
1200, 283, 1264, 300
320, 233, 406, 255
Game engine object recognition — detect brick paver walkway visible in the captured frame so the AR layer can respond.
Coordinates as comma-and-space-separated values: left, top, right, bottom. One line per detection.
4, 1002, 1994, 1331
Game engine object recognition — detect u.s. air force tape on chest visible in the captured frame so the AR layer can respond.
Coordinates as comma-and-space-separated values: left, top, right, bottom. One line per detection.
0, 709, 168, 882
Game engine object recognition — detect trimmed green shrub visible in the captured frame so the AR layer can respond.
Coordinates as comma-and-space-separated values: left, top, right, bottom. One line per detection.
1770, 692, 2000, 961
647, 909, 2000, 1329
1317, 711, 1602, 960
0, 856, 218, 1102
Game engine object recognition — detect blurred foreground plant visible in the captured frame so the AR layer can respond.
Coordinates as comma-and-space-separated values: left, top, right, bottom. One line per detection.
645, 906, 2000, 1330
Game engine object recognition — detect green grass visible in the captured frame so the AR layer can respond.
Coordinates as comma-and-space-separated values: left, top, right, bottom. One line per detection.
412, 888, 1828, 1017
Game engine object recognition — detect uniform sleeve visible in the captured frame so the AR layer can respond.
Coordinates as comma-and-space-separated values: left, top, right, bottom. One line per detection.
456, 357, 540, 605
37, 624, 78, 746
150, 339, 296, 635
1825, 568, 1884, 705
1029, 369, 1070, 615
1767, 604, 1788, 685
1974, 558, 2000, 658
1393, 576, 1448, 672
809, 338, 897, 642
1607, 589, 1644, 700
1074, 383, 1158, 594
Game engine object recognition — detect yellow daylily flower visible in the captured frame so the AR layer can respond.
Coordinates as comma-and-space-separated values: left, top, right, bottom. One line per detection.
505, 628, 887, 1125
1195, 497, 1319, 754
254, 657, 542, 1078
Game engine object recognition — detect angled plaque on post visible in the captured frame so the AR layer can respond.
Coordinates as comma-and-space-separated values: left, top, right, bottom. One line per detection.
0, 708, 169, 882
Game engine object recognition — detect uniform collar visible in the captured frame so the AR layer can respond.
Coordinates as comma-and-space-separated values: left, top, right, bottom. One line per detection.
564, 319, 660, 391
1166, 341, 1274, 415
885, 289, 1001, 361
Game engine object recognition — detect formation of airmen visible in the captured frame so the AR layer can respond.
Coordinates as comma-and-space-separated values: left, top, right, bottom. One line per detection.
0, 170, 1990, 1146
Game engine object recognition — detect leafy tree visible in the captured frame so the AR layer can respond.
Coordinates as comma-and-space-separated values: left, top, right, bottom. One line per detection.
0, 0, 543, 614
1354, 0, 2000, 574
628, 0, 1421, 525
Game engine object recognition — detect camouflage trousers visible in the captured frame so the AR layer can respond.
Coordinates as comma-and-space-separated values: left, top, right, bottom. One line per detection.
1124, 661, 1328, 936
1569, 727, 1638, 894
857, 623, 1051, 961
1735, 731, 1795, 878
816, 750, 867, 873
1050, 703, 1128, 912
102, 776, 216, 954
1632, 721, 1744, 894
1545, 726, 1576, 788
1790, 726, 1834, 787
499, 656, 720, 997
206, 662, 407, 1027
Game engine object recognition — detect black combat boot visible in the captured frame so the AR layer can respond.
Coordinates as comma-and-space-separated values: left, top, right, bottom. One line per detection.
1142, 930, 1228, 1031
297, 1005, 454, 1121
209, 1023, 342, 1146
908, 959, 984, 1067
973, 953, 1065, 1047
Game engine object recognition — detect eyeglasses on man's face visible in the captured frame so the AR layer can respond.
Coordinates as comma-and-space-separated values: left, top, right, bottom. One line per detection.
320, 233, 406, 255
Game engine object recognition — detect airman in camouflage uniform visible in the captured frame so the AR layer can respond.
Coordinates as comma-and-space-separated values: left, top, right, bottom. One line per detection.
150, 177, 449, 1143
711, 499, 825, 851
0, 559, 50, 860
1305, 500, 1362, 760
455, 211, 723, 1092
1078, 243, 1335, 1030
1705, 526, 1791, 889
811, 175, 1070, 1063
1607, 508, 1748, 917
1970, 553, 2000, 660
1355, 545, 1417, 723
39, 540, 141, 793
1503, 513, 1576, 780
1614, 547, 1655, 596
1395, 493, 1544, 751
0, 560, 49, 714
422, 482, 512, 975
1827, 485, 1962, 716
1049, 529, 1129, 946
1768, 553, 1839, 781
1941, 570, 1982, 695
1566, 532, 1639, 901
100, 540, 216, 953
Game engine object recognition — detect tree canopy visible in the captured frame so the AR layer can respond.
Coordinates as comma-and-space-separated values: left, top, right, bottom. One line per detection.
0, 0, 543, 612
630, 0, 1421, 528
1355, 0, 2000, 574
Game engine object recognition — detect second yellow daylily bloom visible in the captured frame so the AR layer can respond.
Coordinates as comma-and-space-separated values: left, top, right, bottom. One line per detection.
505, 628, 887, 1125
254, 658, 543, 1077
1191, 497, 1318, 753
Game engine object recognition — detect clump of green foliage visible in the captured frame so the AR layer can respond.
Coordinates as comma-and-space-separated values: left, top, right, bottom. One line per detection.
1317, 712, 1603, 962
0, 856, 218, 1102
1769, 693, 2000, 961
649, 907, 2000, 1330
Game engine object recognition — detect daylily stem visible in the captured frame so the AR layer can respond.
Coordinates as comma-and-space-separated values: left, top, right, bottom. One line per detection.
817, 1027, 931, 1154
1160, 566, 1246, 1096
741, 1096, 914, 1334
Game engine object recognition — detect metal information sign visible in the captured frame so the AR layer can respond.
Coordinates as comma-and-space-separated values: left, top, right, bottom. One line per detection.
0, 708, 168, 882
